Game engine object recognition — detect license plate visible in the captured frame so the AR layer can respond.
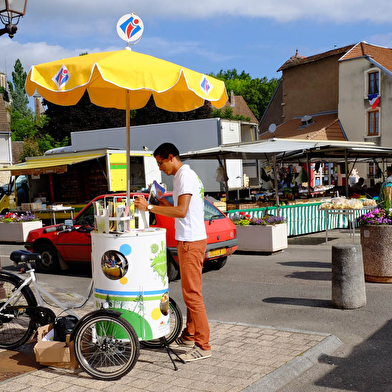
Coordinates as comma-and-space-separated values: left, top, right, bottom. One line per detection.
208, 248, 226, 258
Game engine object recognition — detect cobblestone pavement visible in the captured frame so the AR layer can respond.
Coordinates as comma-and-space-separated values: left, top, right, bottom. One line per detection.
0, 261, 342, 391
0, 309, 340, 392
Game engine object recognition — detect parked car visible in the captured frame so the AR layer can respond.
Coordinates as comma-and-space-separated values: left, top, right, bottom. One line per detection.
25, 192, 238, 281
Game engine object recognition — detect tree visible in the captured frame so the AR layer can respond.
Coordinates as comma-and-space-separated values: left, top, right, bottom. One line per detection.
211, 69, 280, 120
210, 107, 250, 122
132, 97, 212, 126
42, 91, 126, 140
8, 59, 68, 160
8, 59, 31, 117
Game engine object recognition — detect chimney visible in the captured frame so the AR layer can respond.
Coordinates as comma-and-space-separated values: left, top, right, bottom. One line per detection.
33, 94, 44, 119
230, 90, 235, 107
0, 72, 6, 89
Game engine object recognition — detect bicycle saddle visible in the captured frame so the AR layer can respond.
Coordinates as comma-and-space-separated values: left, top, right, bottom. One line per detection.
10, 250, 42, 264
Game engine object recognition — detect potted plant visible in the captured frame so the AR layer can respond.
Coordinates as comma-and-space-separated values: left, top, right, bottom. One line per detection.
0, 212, 42, 243
231, 212, 288, 252
359, 207, 392, 282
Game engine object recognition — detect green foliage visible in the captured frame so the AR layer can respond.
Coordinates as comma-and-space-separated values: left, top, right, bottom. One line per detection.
210, 69, 280, 120
42, 91, 127, 140
210, 106, 251, 121
0, 87, 9, 102
132, 97, 212, 126
10, 59, 31, 117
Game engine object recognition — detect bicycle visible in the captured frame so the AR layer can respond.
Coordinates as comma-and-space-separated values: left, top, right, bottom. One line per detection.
0, 247, 184, 380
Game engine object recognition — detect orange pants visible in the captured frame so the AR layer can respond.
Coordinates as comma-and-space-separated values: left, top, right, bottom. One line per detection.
177, 239, 210, 351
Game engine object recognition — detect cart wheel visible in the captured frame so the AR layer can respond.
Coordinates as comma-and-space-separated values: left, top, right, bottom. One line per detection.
73, 312, 140, 380
141, 297, 183, 348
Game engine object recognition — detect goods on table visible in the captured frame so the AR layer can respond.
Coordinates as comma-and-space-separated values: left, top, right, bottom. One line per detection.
320, 197, 365, 209
362, 199, 377, 207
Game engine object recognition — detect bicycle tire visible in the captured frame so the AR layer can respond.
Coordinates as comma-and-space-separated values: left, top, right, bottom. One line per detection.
73, 312, 140, 380
0, 274, 37, 349
141, 297, 183, 348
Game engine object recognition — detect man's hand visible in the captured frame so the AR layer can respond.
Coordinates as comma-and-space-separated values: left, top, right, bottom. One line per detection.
134, 196, 149, 211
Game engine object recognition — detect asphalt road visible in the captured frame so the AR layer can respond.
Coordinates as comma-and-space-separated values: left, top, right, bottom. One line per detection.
1, 231, 392, 391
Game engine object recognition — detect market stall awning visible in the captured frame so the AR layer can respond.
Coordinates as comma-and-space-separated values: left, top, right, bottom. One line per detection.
0, 152, 107, 175
181, 138, 392, 162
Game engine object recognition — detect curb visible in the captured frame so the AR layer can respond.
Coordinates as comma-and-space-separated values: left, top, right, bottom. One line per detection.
243, 334, 343, 392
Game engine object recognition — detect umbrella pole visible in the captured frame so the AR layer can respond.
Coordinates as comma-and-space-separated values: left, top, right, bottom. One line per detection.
126, 90, 131, 207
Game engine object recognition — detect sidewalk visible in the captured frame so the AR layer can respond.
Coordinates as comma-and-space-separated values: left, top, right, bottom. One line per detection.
0, 282, 342, 392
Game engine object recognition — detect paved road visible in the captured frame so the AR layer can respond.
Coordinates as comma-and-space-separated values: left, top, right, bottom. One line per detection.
1, 230, 392, 391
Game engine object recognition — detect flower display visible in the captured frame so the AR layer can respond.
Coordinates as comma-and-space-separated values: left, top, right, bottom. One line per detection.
0, 212, 39, 223
358, 208, 392, 226
231, 211, 286, 226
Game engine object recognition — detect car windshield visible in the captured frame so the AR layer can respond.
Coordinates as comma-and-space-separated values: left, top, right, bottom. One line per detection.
163, 195, 225, 221
74, 203, 96, 226
74, 194, 225, 228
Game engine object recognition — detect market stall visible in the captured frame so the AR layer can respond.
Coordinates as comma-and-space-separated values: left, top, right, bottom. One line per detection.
181, 138, 392, 237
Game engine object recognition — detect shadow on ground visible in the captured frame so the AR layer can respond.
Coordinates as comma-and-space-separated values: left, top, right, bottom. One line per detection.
263, 297, 333, 308
315, 319, 392, 391
288, 236, 340, 245
279, 261, 331, 269
0, 342, 42, 382
285, 270, 332, 281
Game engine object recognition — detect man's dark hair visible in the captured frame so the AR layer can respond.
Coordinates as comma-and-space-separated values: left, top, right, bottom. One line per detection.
387, 166, 392, 173
154, 143, 180, 159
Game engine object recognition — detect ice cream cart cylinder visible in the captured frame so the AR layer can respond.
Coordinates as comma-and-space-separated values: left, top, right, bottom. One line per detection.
91, 229, 170, 341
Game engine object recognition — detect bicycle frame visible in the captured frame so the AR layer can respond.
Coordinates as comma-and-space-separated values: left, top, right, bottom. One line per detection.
0, 263, 94, 319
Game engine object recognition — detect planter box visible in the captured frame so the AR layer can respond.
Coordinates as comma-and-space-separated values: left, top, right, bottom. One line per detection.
236, 223, 288, 252
361, 225, 392, 283
0, 221, 43, 242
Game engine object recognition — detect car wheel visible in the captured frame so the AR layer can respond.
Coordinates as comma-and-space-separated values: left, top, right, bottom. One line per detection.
36, 243, 61, 273
167, 251, 180, 282
207, 256, 227, 271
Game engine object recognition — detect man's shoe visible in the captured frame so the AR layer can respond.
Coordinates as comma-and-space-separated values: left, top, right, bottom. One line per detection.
179, 345, 211, 362
169, 336, 195, 348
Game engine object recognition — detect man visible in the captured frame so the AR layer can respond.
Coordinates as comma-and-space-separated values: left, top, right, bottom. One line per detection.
17, 182, 29, 206
134, 143, 211, 362
350, 177, 367, 195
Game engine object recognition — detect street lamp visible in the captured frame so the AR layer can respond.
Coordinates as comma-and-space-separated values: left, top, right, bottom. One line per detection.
0, 0, 28, 39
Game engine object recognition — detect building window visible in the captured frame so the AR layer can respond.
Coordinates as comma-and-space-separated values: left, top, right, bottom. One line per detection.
368, 110, 379, 136
368, 71, 379, 95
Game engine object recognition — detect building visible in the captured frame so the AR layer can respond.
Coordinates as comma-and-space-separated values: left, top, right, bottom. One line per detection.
0, 72, 12, 186
259, 45, 354, 141
339, 42, 392, 146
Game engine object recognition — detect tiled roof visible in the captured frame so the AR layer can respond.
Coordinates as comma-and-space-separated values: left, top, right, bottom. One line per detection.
259, 113, 346, 141
278, 45, 355, 72
339, 41, 392, 73
222, 93, 259, 123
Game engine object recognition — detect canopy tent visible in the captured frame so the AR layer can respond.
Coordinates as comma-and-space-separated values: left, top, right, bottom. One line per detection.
181, 138, 392, 206
0, 151, 107, 176
181, 138, 392, 161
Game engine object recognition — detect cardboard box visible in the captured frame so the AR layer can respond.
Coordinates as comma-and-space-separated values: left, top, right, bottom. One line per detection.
239, 203, 257, 210
34, 324, 78, 370
213, 201, 227, 212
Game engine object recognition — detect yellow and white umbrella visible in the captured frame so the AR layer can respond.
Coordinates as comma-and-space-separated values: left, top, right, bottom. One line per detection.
25, 47, 228, 202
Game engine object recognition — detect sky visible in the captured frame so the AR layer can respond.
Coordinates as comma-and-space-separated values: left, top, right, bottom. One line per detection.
2, 0, 392, 85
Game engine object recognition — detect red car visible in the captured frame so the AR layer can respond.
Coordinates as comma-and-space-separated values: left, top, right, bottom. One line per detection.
25, 192, 238, 281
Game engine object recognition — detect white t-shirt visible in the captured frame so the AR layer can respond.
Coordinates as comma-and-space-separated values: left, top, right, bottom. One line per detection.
173, 164, 207, 242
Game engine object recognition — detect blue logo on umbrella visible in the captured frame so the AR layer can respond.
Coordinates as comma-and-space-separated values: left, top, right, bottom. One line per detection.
119, 15, 141, 39
200, 75, 212, 96
52, 65, 70, 89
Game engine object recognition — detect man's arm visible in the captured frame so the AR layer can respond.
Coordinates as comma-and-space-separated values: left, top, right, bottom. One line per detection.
134, 194, 191, 218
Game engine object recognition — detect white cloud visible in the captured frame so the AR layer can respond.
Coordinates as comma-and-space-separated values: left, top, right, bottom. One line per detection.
366, 33, 392, 48
0, 40, 122, 75
25, 0, 392, 24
